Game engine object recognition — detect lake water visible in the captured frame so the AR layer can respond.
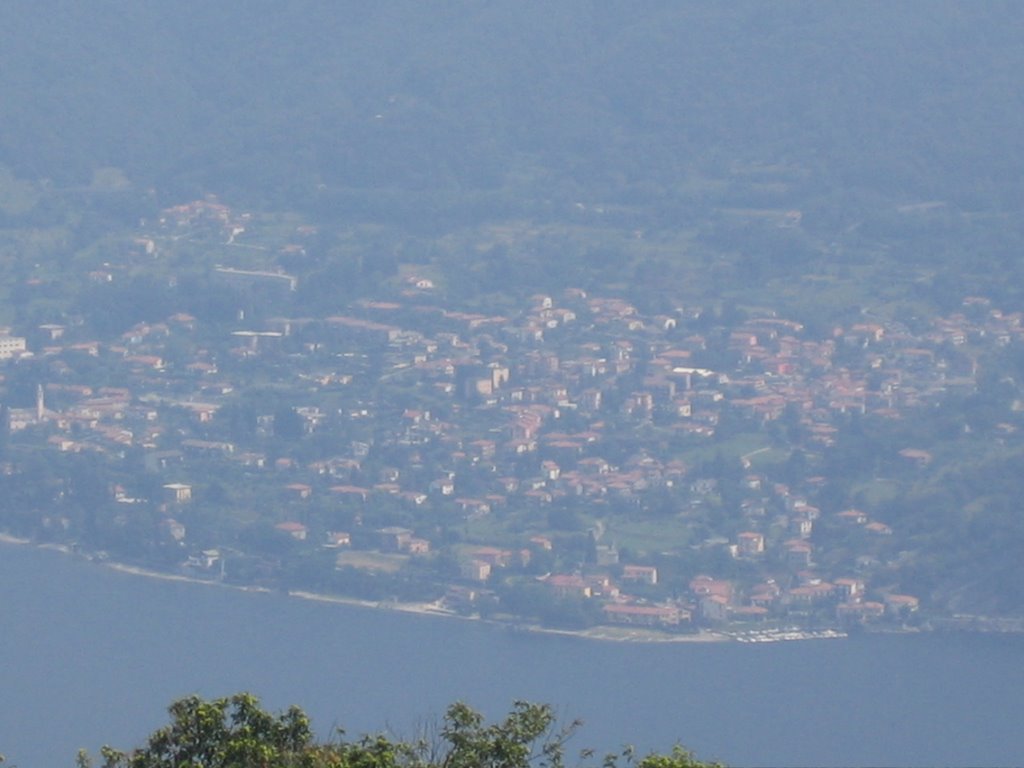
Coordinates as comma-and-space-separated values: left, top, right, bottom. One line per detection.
2, 542, 1023, 768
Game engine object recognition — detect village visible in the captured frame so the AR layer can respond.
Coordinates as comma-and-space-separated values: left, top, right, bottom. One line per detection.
2, 198, 1022, 637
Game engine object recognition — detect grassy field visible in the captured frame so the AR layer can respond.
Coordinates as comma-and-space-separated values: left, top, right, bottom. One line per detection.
335, 550, 408, 573
605, 516, 693, 555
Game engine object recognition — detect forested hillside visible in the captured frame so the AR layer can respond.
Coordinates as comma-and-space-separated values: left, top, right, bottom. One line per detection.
2, 2, 1023, 210
3, 2, 1024, 309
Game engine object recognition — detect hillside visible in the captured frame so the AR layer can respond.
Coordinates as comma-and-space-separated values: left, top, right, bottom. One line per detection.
2, 3, 1023, 211
1, 4, 1024, 630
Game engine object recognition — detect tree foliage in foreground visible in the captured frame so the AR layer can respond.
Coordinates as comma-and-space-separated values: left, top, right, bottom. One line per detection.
71, 693, 719, 768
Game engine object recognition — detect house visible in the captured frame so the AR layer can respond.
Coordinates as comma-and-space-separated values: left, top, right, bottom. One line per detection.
284, 483, 312, 500
275, 521, 308, 541
39, 323, 65, 341
469, 547, 514, 568
786, 582, 835, 606
460, 559, 492, 582
540, 461, 561, 481
325, 531, 351, 548
378, 526, 413, 552
125, 354, 165, 370
790, 516, 813, 539
736, 532, 765, 557
834, 578, 865, 600
163, 483, 192, 503
529, 535, 553, 551
429, 477, 456, 496
884, 593, 920, 617
185, 549, 221, 570
0, 332, 27, 359
699, 594, 730, 622
456, 498, 492, 518
837, 509, 868, 525
898, 448, 933, 467
584, 574, 619, 599
523, 489, 553, 504
749, 581, 781, 608
785, 540, 813, 567
406, 538, 431, 555
621, 565, 658, 586
690, 575, 732, 601
544, 574, 592, 599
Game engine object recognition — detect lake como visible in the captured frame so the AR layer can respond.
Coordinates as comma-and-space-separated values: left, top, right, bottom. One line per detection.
2, 542, 1022, 767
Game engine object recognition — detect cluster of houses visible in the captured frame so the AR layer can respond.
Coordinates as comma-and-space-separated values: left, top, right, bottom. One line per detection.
4, 201, 1022, 630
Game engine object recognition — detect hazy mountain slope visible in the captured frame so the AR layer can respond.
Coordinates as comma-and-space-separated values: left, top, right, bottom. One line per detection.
1, 2, 1022, 211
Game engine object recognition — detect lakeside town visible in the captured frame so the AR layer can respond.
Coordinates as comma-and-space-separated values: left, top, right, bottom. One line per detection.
3, 198, 1024, 639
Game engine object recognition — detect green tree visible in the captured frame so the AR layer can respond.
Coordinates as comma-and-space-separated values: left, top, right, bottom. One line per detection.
434, 700, 574, 768
634, 747, 723, 768
81, 694, 720, 768
273, 406, 305, 441
88, 693, 313, 768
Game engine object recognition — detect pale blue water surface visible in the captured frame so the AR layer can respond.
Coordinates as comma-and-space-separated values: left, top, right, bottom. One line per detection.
2, 543, 1022, 767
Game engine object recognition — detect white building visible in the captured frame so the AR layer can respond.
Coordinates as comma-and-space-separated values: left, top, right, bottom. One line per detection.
0, 331, 27, 360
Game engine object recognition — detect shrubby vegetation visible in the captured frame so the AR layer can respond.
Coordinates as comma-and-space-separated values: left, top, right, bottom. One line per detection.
66, 694, 718, 768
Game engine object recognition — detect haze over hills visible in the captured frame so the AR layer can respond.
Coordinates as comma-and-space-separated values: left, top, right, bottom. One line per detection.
4, 2, 1024, 316
2, 2, 1023, 212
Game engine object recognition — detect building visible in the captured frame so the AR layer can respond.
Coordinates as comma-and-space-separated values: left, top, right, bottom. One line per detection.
378, 526, 413, 552
275, 521, 308, 540
737, 532, 765, 557
460, 559, 492, 582
0, 331, 27, 360
163, 483, 193, 503
622, 565, 659, 585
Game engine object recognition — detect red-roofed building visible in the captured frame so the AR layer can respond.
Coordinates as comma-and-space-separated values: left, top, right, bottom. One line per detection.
275, 521, 308, 540
622, 565, 659, 586
544, 574, 592, 599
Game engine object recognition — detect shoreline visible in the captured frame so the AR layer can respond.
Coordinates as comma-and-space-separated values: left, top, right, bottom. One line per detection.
2, 536, 729, 643
0, 535, 966, 644
109, 560, 731, 643
287, 590, 731, 643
